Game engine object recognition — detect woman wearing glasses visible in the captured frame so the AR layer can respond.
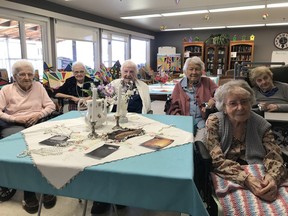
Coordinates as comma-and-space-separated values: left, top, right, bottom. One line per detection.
205, 79, 287, 202
0, 59, 56, 214
167, 56, 218, 142
55, 61, 96, 111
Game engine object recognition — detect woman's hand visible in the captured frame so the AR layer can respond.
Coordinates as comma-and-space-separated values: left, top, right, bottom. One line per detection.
257, 174, 278, 202
14, 113, 42, 127
25, 113, 42, 127
245, 174, 278, 202
70, 96, 80, 103
244, 174, 264, 193
266, 104, 279, 112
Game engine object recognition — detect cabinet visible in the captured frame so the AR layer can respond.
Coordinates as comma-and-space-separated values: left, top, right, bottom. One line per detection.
205, 44, 228, 76
228, 40, 254, 69
183, 42, 204, 65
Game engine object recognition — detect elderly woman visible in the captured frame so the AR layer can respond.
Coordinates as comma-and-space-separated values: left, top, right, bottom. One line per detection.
90, 60, 151, 215
168, 56, 218, 141
0, 59, 56, 214
110, 59, 151, 114
249, 66, 288, 112
55, 61, 96, 111
205, 79, 287, 202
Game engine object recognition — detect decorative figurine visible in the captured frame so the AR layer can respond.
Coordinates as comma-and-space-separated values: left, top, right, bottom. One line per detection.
250, 34, 255, 41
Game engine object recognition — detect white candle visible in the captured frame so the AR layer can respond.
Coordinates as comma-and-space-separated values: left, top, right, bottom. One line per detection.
92, 88, 98, 122
116, 85, 122, 116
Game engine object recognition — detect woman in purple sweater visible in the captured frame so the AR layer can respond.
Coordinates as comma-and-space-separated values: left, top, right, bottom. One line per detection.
168, 56, 218, 141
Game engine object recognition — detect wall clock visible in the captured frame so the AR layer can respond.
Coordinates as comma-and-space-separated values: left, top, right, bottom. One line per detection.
274, 32, 288, 50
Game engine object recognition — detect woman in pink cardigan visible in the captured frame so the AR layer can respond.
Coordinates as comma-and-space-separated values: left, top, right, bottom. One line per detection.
168, 56, 218, 141
0, 59, 56, 214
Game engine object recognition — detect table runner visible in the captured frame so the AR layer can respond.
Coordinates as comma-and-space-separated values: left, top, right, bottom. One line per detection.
21, 113, 193, 189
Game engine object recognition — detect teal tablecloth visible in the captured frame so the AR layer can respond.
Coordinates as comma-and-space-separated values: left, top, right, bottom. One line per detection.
0, 111, 208, 215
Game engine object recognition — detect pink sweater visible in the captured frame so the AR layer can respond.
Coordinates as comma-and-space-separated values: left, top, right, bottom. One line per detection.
0, 82, 56, 122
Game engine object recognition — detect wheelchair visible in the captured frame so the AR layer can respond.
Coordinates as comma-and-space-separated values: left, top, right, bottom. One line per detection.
193, 121, 288, 216
0, 187, 16, 202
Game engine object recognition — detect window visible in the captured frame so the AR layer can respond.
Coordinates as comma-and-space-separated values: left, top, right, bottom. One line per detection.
55, 20, 98, 70
131, 38, 150, 66
0, 16, 48, 79
102, 31, 129, 67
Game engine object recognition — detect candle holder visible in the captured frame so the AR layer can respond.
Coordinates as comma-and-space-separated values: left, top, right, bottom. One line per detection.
112, 115, 123, 130
88, 121, 99, 139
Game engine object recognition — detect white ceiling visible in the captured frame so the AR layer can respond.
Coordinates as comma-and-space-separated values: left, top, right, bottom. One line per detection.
46, 0, 288, 32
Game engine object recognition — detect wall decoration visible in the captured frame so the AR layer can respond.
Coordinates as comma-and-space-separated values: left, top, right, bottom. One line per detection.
250, 34, 255, 41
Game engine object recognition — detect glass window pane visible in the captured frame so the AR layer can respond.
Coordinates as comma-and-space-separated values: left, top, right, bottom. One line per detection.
56, 21, 98, 69
56, 39, 73, 69
101, 38, 109, 67
25, 23, 44, 79
102, 31, 128, 67
112, 40, 125, 66
131, 39, 147, 65
0, 18, 20, 78
76, 41, 94, 68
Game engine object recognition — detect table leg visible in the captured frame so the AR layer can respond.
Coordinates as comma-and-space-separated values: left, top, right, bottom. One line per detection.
37, 194, 43, 216
112, 204, 119, 216
82, 200, 88, 216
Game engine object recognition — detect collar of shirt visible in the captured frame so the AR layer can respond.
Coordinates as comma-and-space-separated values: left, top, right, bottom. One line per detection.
181, 77, 201, 93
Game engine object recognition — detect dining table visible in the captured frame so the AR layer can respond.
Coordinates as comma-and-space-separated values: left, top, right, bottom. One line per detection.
0, 111, 208, 216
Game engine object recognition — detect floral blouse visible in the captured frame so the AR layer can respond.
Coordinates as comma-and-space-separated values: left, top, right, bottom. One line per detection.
205, 114, 287, 186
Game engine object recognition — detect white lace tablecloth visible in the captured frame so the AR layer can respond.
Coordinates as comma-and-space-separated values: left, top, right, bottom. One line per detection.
21, 113, 193, 189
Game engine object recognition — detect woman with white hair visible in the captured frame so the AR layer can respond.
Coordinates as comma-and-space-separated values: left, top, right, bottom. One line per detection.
91, 59, 151, 214
0, 59, 56, 214
168, 56, 218, 141
205, 79, 287, 202
110, 59, 151, 114
55, 61, 96, 111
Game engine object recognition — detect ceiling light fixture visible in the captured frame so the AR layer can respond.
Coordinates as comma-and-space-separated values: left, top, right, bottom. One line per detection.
262, 13, 269, 20
121, 4, 267, 20
267, 3, 288, 8
227, 24, 265, 28
209, 5, 265, 13
160, 25, 167, 31
120, 14, 161, 19
162, 28, 191, 31
266, 22, 288, 26
204, 14, 210, 21
192, 26, 225, 30
161, 10, 208, 17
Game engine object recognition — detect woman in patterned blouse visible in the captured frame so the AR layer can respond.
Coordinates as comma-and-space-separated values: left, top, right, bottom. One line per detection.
205, 79, 287, 202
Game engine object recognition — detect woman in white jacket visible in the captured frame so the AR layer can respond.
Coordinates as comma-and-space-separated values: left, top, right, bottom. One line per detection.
91, 59, 152, 214
110, 59, 151, 114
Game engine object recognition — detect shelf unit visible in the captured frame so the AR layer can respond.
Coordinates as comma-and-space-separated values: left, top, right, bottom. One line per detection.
183, 42, 204, 65
228, 40, 254, 69
205, 44, 228, 76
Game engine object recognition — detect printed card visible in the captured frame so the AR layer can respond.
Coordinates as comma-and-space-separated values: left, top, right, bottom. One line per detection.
86, 144, 119, 159
140, 136, 174, 150
39, 135, 69, 146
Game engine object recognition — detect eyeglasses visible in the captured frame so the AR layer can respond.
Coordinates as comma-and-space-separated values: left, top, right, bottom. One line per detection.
74, 70, 85, 75
225, 99, 250, 108
17, 73, 34, 78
